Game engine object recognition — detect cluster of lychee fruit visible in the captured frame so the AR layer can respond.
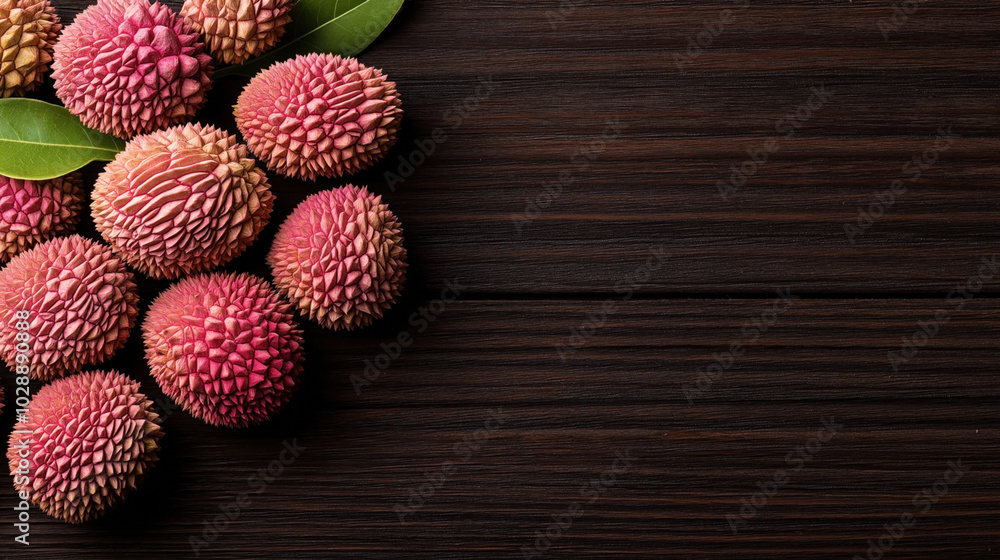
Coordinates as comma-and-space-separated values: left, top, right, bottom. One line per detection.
0, 0, 408, 523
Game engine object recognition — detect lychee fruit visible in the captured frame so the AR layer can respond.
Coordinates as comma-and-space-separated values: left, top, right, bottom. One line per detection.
52, 0, 213, 138
235, 53, 402, 181
268, 185, 407, 330
0, 0, 61, 98
181, 0, 292, 65
7, 370, 163, 523
0, 172, 83, 262
92, 122, 274, 279
143, 272, 304, 427
0, 235, 139, 380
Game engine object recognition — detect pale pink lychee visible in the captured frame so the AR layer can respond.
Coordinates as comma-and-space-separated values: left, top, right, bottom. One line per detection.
235, 53, 402, 181
92, 122, 274, 279
52, 0, 213, 138
0, 235, 139, 379
7, 370, 163, 523
268, 185, 407, 330
0, 172, 83, 262
143, 272, 304, 427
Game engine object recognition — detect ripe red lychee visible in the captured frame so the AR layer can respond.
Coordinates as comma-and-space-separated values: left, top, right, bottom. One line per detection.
235, 53, 402, 180
0, 172, 83, 262
0, 235, 139, 379
143, 272, 304, 427
268, 185, 407, 330
52, 0, 213, 138
7, 370, 163, 523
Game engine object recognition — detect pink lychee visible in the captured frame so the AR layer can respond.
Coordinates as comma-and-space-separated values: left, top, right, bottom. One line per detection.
7, 370, 163, 523
92, 122, 274, 279
0, 172, 83, 262
0, 235, 139, 379
52, 0, 213, 138
268, 185, 407, 330
235, 53, 402, 181
143, 272, 304, 427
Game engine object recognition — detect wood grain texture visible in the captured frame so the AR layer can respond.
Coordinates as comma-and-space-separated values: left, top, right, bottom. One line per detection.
1, 1, 998, 559
3, 300, 999, 559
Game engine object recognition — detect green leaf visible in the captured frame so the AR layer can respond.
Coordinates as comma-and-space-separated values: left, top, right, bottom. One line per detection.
215, 0, 405, 79
0, 99, 125, 180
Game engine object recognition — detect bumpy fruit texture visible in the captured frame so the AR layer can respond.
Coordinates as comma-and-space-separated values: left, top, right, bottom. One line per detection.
269, 185, 407, 330
143, 272, 304, 427
0, 235, 139, 379
92, 122, 274, 279
0, 0, 59, 97
7, 370, 163, 523
52, 0, 213, 138
235, 53, 402, 181
0, 173, 83, 262
181, 0, 292, 64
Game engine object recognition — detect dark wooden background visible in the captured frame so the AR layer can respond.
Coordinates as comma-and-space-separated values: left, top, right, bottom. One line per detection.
1, 1, 998, 558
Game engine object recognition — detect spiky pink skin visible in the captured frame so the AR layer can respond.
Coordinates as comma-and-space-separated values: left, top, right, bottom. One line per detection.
52, 0, 213, 138
92, 123, 274, 280
181, 0, 292, 64
143, 272, 304, 427
268, 185, 407, 330
7, 370, 163, 523
0, 173, 83, 262
235, 53, 402, 181
0, 235, 139, 380
0, 0, 61, 98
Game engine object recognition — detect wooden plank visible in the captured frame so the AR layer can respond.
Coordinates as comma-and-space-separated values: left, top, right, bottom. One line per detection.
46, 1, 1000, 294
0, 1, 995, 559
2, 300, 996, 558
